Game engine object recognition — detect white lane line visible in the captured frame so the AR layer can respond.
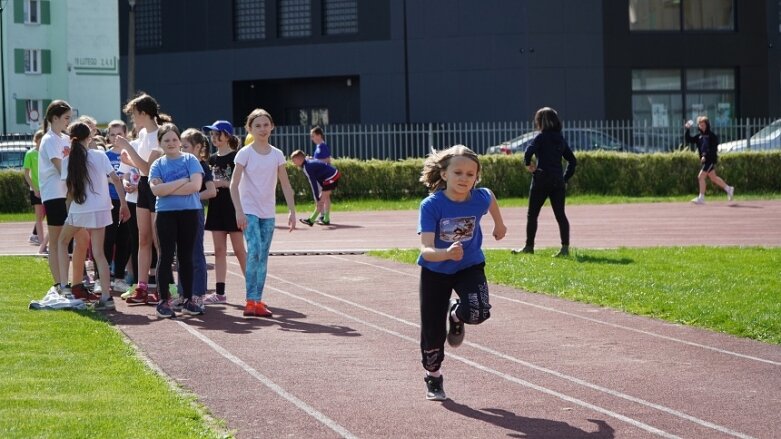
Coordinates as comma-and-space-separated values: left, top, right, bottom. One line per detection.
176, 321, 359, 439
264, 268, 757, 439
330, 255, 781, 366
260, 282, 681, 439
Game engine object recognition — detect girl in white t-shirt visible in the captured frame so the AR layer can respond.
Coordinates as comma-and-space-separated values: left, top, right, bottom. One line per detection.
57, 123, 130, 310
230, 109, 297, 318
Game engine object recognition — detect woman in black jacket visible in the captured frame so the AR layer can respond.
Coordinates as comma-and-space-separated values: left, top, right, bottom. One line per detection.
684, 116, 734, 204
513, 107, 576, 257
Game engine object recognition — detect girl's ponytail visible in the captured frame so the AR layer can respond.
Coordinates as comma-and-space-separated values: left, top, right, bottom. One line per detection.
156, 113, 173, 125
66, 123, 93, 204
228, 135, 239, 150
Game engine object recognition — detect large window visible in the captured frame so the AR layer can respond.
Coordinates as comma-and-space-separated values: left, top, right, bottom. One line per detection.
323, 0, 358, 35
629, 0, 734, 31
235, 0, 266, 41
24, 0, 40, 24
279, 0, 311, 38
136, 0, 162, 49
632, 69, 735, 127
24, 49, 41, 74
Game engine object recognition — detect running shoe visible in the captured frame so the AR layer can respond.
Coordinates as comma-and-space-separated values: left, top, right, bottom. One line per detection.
299, 218, 314, 227
156, 300, 176, 319
203, 293, 227, 305
126, 286, 148, 304
424, 375, 446, 401
182, 299, 205, 316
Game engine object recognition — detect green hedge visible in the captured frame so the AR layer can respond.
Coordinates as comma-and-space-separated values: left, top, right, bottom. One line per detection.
2, 151, 779, 213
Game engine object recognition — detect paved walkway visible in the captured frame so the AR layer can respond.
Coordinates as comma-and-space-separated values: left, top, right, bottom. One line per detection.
4, 200, 781, 438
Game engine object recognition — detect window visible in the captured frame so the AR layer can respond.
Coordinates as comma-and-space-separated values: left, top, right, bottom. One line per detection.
24, 49, 41, 74
629, 0, 734, 31
323, 0, 358, 35
25, 100, 44, 125
135, 0, 162, 49
24, 0, 40, 24
632, 69, 735, 127
279, 0, 311, 38
235, 0, 266, 41
286, 107, 329, 126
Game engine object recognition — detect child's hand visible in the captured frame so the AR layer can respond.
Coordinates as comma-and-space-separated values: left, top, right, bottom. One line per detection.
236, 212, 247, 231
447, 241, 464, 261
493, 223, 507, 241
119, 205, 131, 223
288, 211, 296, 232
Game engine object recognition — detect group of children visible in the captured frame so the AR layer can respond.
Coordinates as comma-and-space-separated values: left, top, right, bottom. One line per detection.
32, 94, 341, 319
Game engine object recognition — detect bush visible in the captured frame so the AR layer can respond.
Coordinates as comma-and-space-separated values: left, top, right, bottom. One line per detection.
2, 152, 779, 213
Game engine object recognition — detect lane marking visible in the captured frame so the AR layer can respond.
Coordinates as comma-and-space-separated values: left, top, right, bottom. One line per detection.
263, 270, 755, 439
328, 255, 781, 366
177, 321, 358, 439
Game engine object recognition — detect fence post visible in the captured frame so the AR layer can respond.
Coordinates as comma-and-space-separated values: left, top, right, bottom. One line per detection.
428, 122, 433, 151
745, 118, 751, 150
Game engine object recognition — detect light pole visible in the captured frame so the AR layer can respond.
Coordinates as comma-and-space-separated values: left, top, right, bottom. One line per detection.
0, 0, 8, 135
127, 0, 137, 102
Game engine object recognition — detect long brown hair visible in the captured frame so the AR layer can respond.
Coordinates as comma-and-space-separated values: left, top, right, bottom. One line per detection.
181, 128, 210, 161
123, 92, 172, 125
66, 123, 94, 204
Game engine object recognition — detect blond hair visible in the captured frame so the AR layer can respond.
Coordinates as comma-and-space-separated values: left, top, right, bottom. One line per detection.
419, 144, 481, 192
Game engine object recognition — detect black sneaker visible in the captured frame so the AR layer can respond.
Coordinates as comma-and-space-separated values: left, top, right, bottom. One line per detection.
555, 246, 569, 257
156, 300, 177, 319
182, 298, 205, 316
424, 375, 446, 401
316, 218, 330, 225
447, 298, 464, 347
299, 218, 314, 227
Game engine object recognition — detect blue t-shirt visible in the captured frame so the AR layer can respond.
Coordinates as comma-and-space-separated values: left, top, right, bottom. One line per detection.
416, 188, 491, 274
149, 153, 204, 212
105, 149, 123, 200
313, 142, 331, 160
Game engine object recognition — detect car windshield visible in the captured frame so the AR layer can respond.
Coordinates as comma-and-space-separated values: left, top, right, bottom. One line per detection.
507, 132, 538, 148
752, 120, 781, 141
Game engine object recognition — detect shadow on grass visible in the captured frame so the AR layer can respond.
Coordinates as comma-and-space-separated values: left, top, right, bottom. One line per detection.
574, 254, 633, 265
442, 399, 615, 438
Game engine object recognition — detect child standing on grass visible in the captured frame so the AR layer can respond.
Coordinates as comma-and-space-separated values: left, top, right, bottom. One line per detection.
23, 130, 48, 254
202, 120, 247, 305
178, 128, 217, 308
417, 144, 507, 401
230, 109, 297, 318
57, 122, 130, 310
685, 116, 734, 205
148, 124, 205, 318
290, 150, 340, 226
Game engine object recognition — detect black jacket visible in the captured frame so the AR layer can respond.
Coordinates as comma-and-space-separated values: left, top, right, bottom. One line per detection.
685, 129, 719, 163
524, 131, 577, 182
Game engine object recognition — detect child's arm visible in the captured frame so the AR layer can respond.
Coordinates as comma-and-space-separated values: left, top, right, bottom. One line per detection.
229, 163, 247, 230
115, 136, 159, 175
149, 177, 189, 197
168, 173, 202, 196
277, 164, 297, 231
420, 232, 463, 262
486, 189, 507, 240
109, 172, 131, 223
200, 180, 217, 200
23, 167, 34, 191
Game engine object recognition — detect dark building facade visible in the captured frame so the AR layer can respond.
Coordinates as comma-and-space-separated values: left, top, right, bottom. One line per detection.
118, 0, 780, 129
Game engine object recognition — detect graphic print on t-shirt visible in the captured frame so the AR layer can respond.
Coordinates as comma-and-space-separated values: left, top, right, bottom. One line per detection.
439, 216, 476, 242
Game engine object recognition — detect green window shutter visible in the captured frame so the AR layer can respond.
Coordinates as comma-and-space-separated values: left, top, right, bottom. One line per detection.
43, 99, 52, 110
14, 49, 24, 74
13, 0, 23, 23
41, 50, 51, 74
41, 1, 50, 24
16, 100, 27, 124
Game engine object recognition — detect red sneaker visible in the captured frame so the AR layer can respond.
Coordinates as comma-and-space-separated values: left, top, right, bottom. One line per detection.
243, 300, 257, 318
71, 284, 100, 302
255, 301, 272, 317
145, 290, 161, 305
126, 286, 148, 304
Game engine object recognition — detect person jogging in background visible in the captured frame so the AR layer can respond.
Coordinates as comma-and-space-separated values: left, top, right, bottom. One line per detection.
290, 150, 340, 226
685, 116, 734, 205
417, 144, 507, 401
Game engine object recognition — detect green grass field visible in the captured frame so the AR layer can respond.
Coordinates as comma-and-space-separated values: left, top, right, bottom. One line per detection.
0, 257, 224, 438
372, 246, 781, 344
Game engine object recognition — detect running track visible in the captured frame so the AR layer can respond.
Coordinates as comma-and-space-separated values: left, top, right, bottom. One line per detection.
4, 200, 781, 438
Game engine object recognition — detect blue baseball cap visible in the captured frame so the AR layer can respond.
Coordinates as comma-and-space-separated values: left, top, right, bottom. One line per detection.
202, 120, 234, 136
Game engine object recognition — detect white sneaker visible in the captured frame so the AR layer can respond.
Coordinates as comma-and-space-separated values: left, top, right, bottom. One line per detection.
112, 279, 130, 292
691, 196, 705, 205
727, 186, 735, 201
28, 234, 40, 245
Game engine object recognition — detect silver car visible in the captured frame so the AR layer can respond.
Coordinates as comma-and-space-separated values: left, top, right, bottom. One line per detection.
718, 119, 781, 153
486, 128, 631, 154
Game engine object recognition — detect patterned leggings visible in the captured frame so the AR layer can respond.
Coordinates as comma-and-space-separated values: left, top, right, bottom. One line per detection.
243, 215, 275, 301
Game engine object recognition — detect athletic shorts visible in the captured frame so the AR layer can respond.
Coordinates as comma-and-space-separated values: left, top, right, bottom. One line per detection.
136, 176, 157, 212
43, 198, 67, 226
701, 162, 716, 173
29, 191, 42, 206
322, 180, 339, 192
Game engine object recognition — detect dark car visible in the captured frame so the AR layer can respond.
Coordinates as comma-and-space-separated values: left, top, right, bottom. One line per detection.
486, 128, 631, 154
0, 141, 33, 170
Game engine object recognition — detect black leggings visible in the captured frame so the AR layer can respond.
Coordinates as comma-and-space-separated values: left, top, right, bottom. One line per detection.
419, 263, 490, 373
104, 199, 131, 280
155, 210, 199, 301
526, 174, 569, 247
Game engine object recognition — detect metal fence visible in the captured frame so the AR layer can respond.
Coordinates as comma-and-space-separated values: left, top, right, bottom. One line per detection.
238, 118, 780, 159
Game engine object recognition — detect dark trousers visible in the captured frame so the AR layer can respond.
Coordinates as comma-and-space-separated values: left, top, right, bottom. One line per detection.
155, 210, 199, 301
526, 174, 570, 247
419, 263, 489, 373
126, 202, 139, 281
104, 199, 131, 280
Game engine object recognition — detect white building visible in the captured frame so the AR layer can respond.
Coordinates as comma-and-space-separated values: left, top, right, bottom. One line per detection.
1, 0, 120, 134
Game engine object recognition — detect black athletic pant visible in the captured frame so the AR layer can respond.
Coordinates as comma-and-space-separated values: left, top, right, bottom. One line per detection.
155, 210, 199, 301
126, 202, 139, 282
419, 262, 489, 373
526, 172, 570, 248
104, 199, 131, 280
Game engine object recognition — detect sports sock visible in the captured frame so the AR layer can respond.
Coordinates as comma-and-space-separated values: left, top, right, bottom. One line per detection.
308, 212, 319, 222
216, 282, 225, 295
323, 211, 330, 222
427, 370, 442, 378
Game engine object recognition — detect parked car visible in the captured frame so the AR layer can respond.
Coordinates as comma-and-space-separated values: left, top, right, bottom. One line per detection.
486, 128, 631, 155
718, 119, 781, 153
0, 141, 33, 170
